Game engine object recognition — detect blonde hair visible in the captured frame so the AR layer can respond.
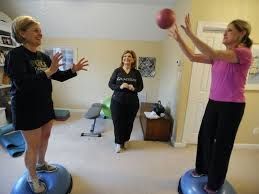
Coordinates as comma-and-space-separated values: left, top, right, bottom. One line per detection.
120, 50, 137, 69
11, 16, 40, 43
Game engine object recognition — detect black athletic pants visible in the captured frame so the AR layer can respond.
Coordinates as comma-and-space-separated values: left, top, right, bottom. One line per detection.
110, 99, 139, 145
195, 99, 245, 190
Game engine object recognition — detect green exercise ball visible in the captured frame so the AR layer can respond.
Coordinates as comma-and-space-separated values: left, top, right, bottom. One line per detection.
102, 96, 111, 118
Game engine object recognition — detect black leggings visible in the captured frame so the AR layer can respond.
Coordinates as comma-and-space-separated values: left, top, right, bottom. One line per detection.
195, 99, 245, 190
110, 99, 139, 144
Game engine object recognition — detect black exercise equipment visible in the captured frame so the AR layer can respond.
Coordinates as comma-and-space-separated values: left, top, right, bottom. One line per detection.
81, 103, 103, 137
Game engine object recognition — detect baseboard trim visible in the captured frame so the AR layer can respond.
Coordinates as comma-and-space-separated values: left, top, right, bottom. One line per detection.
171, 141, 187, 148
233, 143, 259, 149
171, 141, 259, 149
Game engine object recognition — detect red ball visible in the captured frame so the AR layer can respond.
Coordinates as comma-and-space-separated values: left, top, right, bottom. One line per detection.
156, 8, 176, 29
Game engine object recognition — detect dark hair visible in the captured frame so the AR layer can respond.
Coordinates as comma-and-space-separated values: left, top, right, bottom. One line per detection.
120, 50, 137, 69
230, 19, 253, 48
12, 16, 40, 43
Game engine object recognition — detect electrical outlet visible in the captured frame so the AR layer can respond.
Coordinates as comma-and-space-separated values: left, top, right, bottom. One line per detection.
253, 128, 259, 135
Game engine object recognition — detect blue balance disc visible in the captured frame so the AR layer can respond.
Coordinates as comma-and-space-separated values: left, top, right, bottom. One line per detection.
11, 164, 73, 194
178, 169, 236, 194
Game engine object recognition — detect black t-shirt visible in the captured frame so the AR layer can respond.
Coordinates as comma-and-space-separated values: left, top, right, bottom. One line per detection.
108, 67, 143, 104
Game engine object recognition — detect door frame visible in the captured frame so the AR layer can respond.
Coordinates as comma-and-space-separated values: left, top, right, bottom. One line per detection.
181, 21, 227, 145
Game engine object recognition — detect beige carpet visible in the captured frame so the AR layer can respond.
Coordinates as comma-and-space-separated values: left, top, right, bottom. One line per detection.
0, 112, 258, 194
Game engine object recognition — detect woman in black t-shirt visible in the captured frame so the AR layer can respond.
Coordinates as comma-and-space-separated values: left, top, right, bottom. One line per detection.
4, 16, 88, 193
109, 50, 143, 153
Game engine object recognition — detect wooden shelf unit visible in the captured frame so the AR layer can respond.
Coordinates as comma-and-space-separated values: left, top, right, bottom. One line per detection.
139, 102, 173, 141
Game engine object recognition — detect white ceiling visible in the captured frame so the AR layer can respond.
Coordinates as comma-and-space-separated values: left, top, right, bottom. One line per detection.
0, 0, 177, 41
29, 0, 175, 5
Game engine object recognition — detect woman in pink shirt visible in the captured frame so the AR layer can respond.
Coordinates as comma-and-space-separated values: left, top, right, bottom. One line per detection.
169, 15, 252, 193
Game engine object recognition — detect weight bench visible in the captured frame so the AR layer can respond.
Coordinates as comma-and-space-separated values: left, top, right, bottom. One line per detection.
81, 103, 103, 137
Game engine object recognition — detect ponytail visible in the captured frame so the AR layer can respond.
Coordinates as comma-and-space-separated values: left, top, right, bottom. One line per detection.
241, 35, 253, 48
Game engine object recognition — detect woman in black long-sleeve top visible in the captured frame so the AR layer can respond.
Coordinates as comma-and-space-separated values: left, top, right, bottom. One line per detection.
4, 16, 88, 193
108, 50, 143, 153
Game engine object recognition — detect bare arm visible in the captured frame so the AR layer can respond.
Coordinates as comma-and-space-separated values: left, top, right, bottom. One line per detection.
182, 14, 239, 63
169, 25, 211, 64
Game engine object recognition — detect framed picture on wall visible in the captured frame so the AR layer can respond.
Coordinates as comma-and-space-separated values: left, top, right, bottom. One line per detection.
246, 44, 259, 90
138, 57, 156, 77
44, 47, 77, 71
0, 35, 13, 45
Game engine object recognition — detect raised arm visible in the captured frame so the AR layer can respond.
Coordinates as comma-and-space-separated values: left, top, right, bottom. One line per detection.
169, 25, 211, 64
181, 14, 239, 63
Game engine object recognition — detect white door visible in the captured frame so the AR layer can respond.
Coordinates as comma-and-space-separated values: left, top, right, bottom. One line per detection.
182, 22, 227, 144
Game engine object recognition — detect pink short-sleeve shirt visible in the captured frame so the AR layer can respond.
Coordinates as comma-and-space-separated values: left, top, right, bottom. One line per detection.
209, 47, 252, 102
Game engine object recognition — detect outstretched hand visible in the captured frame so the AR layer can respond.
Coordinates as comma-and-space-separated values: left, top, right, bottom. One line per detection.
169, 14, 194, 42
168, 24, 181, 42
45, 52, 63, 78
180, 14, 193, 37
50, 52, 63, 73
72, 58, 89, 72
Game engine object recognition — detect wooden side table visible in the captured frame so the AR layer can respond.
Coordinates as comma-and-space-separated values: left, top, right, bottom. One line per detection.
139, 102, 173, 141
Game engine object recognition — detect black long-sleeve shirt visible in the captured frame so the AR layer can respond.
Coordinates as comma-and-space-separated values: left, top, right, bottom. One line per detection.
4, 46, 77, 129
108, 67, 143, 104
4, 46, 76, 98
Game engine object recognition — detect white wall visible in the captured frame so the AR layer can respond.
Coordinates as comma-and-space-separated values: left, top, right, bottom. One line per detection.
158, 0, 191, 119
42, 38, 162, 109
0, 0, 183, 111
0, 0, 175, 41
